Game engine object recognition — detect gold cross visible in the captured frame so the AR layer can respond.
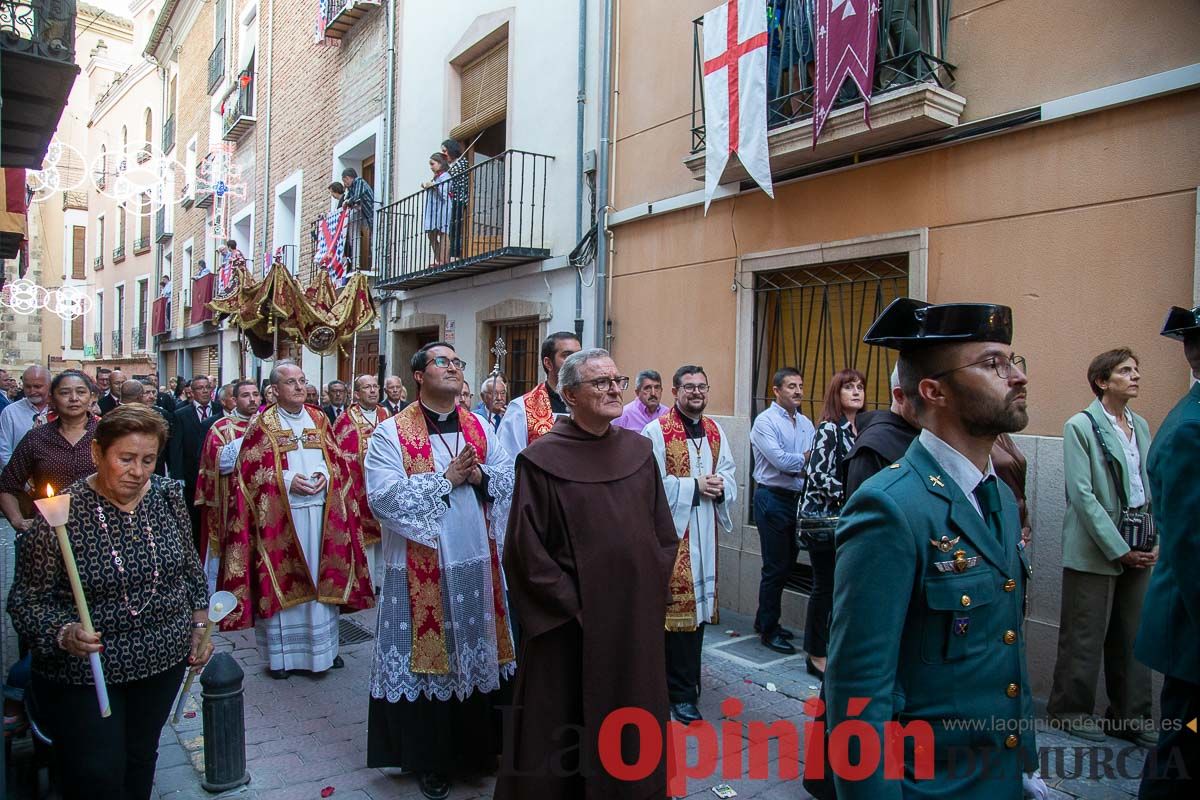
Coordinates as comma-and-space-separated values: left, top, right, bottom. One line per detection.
929, 475, 945, 488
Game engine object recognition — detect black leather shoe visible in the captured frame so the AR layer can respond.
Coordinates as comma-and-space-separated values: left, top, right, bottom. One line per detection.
753, 624, 796, 639
331, 656, 345, 669
806, 656, 825, 680
670, 702, 703, 724
761, 633, 796, 655
266, 668, 291, 680
418, 772, 451, 800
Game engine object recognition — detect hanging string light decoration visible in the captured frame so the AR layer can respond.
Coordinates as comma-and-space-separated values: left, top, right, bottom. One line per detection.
0, 279, 93, 321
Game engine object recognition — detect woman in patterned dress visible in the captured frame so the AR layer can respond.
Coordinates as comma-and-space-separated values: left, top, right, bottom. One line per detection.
7, 405, 212, 800
799, 368, 866, 679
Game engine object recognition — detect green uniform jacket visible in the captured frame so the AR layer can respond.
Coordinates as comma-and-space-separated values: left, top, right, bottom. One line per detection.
1134, 382, 1200, 683
1061, 400, 1151, 576
827, 440, 1036, 800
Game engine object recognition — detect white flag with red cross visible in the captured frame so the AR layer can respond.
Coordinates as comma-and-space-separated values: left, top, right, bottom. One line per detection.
702, 0, 774, 212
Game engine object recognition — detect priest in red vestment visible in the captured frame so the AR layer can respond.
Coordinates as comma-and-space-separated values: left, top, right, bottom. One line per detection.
195, 378, 259, 592
218, 361, 374, 679
495, 331, 580, 460
332, 373, 392, 587
496, 348, 679, 800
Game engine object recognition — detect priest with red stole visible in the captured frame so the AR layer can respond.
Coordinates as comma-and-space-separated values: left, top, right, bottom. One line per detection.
362, 342, 516, 800
495, 348, 679, 800
332, 373, 392, 587
495, 331, 580, 461
195, 379, 260, 593
218, 360, 374, 679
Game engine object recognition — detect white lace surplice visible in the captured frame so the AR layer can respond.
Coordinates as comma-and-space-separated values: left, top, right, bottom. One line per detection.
363, 413, 516, 702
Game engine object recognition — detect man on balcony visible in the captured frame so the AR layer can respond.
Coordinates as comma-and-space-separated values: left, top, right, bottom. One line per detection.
341, 168, 374, 230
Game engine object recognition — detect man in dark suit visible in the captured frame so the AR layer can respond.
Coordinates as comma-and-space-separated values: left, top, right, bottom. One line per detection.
168, 374, 221, 552
98, 368, 125, 415
147, 371, 175, 413
381, 375, 408, 416
1135, 304, 1200, 798
125, 380, 172, 477
322, 379, 348, 425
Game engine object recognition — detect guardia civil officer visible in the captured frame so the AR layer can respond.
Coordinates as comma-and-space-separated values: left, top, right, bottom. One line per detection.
825, 298, 1046, 799
1134, 304, 1200, 799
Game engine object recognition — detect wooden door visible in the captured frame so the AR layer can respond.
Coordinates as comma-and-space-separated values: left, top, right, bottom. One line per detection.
359, 157, 374, 271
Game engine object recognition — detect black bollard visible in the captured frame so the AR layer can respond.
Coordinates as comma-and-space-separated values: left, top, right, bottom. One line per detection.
199, 652, 251, 792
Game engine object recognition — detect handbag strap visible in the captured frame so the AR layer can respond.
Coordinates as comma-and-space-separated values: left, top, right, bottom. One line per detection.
1082, 410, 1130, 510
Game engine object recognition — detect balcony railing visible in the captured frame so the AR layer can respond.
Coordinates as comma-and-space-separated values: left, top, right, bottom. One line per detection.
321, 0, 380, 41
112, 243, 125, 263
194, 154, 214, 208
687, 0, 959, 179
135, 146, 151, 164
304, 205, 369, 284
1, 1, 79, 169
207, 38, 225, 94
92, 331, 103, 357
376, 149, 553, 291
151, 296, 170, 337
161, 114, 176, 154
61, 190, 87, 211
133, 236, 150, 254
155, 206, 172, 242
221, 82, 255, 141
131, 325, 146, 352
93, 255, 103, 270
111, 329, 122, 357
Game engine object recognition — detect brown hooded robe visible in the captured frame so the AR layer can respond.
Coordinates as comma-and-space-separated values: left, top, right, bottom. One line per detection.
495, 418, 679, 800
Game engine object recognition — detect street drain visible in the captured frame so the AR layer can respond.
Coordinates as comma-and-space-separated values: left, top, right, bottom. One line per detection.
339, 618, 375, 644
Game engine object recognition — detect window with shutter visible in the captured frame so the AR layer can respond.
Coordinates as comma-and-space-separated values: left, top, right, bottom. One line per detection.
70, 316, 84, 350
71, 225, 86, 279
449, 40, 508, 142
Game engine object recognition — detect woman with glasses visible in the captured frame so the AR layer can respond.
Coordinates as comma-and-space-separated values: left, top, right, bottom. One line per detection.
798, 369, 865, 680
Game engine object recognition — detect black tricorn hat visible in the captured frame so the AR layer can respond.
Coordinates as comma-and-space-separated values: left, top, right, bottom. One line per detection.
863, 298, 1013, 351
1160, 305, 1200, 341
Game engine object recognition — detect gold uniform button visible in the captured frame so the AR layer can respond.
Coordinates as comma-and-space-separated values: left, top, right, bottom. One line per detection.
1003, 630, 1017, 645
1005, 734, 1019, 749
960, 595, 971, 607
1006, 683, 1019, 698
1003, 579, 1017, 592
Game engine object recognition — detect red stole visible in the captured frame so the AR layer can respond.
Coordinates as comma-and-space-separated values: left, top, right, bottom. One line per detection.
393, 403, 516, 675
332, 404, 391, 547
523, 382, 555, 445
661, 407, 722, 632
218, 404, 375, 632
196, 414, 251, 561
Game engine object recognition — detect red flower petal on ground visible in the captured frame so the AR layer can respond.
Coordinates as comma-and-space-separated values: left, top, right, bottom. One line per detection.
321, 788, 335, 798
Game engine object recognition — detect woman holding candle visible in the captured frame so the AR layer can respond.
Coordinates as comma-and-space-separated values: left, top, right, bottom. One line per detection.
6, 404, 212, 800
0, 370, 99, 531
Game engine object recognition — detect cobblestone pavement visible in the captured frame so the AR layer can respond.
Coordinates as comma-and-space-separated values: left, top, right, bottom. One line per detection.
4, 517, 1150, 799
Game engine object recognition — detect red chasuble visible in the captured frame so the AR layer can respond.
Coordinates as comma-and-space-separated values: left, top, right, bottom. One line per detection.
392, 402, 515, 674
522, 382, 556, 445
195, 415, 252, 562
660, 407, 722, 632
331, 404, 391, 547
218, 404, 375, 631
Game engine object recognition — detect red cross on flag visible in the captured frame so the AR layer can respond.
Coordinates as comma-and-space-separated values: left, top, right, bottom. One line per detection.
812, 0, 881, 145
702, 0, 774, 212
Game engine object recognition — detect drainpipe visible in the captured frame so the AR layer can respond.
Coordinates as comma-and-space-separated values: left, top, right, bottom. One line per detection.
574, 0, 587, 340
378, 0, 398, 366
257, 0, 275, 271
593, 0, 614, 349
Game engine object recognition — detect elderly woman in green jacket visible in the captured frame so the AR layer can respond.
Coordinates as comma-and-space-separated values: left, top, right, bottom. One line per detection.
1048, 348, 1157, 747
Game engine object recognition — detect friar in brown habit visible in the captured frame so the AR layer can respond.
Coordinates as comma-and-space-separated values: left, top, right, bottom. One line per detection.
495, 348, 679, 800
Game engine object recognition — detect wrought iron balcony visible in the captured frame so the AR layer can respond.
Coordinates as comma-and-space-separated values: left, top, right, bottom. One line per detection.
155, 206, 172, 242
135, 147, 151, 164
133, 236, 150, 254
686, 0, 961, 179
194, 154, 214, 208
112, 243, 125, 263
131, 325, 146, 352
221, 83, 255, 142
304, 205, 368, 284
376, 149, 553, 291
207, 38, 225, 94
1, 0, 80, 169
321, 0, 380, 41
111, 329, 122, 357
61, 190, 87, 211
162, 114, 176, 154
93, 255, 103, 270
92, 331, 102, 357
151, 296, 170, 337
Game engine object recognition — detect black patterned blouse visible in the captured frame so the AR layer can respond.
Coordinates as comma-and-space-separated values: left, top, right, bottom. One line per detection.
7, 475, 208, 685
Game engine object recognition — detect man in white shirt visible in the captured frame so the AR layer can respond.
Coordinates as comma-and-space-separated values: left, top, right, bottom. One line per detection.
0, 366, 52, 470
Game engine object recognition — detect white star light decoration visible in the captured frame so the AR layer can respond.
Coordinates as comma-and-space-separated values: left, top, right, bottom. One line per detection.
0, 279, 94, 321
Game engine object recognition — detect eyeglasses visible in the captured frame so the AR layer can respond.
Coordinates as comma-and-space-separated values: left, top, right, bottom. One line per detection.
428, 356, 467, 370
583, 375, 630, 392
279, 378, 308, 388
931, 354, 1027, 381
679, 383, 710, 394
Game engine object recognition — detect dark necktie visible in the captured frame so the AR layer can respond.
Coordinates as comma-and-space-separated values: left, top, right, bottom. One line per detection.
197, 405, 208, 421
973, 476, 1003, 542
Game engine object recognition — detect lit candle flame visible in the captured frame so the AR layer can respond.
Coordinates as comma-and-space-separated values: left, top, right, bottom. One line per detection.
46, 484, 55, 498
